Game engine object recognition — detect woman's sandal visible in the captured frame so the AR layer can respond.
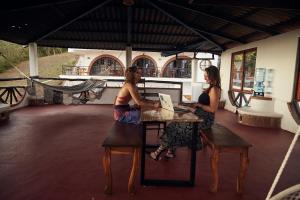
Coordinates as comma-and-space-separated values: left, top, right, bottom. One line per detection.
150, 145, 166, 161
164, 149, 176, 159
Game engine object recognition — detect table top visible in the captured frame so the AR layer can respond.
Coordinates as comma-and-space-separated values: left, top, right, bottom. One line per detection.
141, 108, 202, 123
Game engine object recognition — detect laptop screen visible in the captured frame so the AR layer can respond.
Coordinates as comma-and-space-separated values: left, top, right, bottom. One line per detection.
158, 93, 174, 111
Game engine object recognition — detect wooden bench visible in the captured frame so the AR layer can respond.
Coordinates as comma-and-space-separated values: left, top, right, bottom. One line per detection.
200, 123, 252, 194
102, 122, 142, 195
0, 103, 10, 121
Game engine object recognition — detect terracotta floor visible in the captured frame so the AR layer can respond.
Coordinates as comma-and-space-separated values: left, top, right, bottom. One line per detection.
0, 105, 299, 200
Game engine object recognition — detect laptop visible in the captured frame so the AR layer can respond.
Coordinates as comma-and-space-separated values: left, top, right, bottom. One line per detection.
158, 93, 189, 113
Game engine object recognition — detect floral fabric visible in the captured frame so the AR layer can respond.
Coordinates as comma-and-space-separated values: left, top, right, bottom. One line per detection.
160, 107, 215, 151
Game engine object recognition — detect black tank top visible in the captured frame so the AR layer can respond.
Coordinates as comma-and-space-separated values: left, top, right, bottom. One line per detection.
198, 85, 219, 105
198, 92, 210, 105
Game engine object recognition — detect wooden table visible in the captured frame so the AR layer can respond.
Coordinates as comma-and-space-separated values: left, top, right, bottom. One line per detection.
140, 108, 202, 187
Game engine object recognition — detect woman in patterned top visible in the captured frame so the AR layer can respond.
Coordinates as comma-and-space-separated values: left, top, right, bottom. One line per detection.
114, 65, 160, 124
150, 65, 221, 160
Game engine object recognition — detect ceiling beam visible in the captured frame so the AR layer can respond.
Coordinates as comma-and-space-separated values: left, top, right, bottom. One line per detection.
192, 26, 245, 44
214, 8, 261, 32
39, 38, 175, 46
145, 0, 224, 51
191, 0, 300, 10
52, 30, 200, 38
161, 39, 205, 56
68, 20, 241, 44
156, 0, 278, 35
1, 0, 82, 13
26, 0, 113, 44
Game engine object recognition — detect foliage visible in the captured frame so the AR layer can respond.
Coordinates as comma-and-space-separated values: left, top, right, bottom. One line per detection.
0, 40, 67, 72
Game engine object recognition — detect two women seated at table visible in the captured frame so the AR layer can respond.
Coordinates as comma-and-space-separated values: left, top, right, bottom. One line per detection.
150, 65, 221, 160
113, 65, 160, 124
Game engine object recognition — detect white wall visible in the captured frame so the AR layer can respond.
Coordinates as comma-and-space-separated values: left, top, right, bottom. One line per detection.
220, 29, 300, 133
68, 49, 195, 76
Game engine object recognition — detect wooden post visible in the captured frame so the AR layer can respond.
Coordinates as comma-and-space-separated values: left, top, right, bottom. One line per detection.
126, 46, 132, 68
191, 58, 197, 83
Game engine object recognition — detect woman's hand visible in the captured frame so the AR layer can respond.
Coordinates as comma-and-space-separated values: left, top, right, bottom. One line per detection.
192, 103, 200, 109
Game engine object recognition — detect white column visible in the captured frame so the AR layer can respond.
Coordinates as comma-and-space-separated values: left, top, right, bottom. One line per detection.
125, 46, 132, 68
29, 43, 39, 77
191, 58, 197, 83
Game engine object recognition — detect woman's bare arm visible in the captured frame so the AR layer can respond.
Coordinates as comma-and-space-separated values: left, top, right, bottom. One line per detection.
127, 83, 159, 108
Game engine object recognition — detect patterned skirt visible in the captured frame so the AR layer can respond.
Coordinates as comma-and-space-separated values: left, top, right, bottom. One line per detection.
113, 104, 141, 124
161, 107, 215, 151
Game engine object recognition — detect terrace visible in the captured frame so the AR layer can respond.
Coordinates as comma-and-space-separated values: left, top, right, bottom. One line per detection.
0, 0, 300, 199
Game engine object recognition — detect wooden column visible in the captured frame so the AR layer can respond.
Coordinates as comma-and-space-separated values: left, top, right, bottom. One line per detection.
126, 46, 132, 68
191, 58, 197, 83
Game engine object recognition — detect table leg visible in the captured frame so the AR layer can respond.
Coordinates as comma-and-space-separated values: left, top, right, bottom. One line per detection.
189, 122, 198, 185
237, 149, 249, 194
128, 148, 140, 194
140, 123, 147, 184
210, 148, 220, 192
103, 148, 112, 194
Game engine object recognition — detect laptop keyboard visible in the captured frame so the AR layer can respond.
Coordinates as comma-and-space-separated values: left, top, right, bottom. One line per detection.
173, 107, 189, 113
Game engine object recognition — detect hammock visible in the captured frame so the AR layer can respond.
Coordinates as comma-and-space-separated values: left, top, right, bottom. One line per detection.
32, 79, 106, 94
31, 79, 107, 104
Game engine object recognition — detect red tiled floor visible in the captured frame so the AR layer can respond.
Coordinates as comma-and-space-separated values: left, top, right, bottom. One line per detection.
0, 105, 299, 200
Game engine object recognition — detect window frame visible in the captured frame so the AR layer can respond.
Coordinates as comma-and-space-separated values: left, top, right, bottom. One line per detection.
228, 48, 257, 107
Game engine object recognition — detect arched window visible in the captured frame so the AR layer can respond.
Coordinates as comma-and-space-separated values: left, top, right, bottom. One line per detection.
89, 55, 124, 76
132, 56, 157, 77
162, 57, 191, 78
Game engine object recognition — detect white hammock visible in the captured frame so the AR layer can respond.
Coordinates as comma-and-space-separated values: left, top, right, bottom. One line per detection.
32, 79, 106, 94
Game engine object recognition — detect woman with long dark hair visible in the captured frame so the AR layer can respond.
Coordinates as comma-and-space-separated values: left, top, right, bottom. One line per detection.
150, 65, 221, 160
113, 65, 160, 124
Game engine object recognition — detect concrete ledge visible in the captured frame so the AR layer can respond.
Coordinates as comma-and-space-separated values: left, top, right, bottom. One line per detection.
237, 107, 282, 128
0, 103, 10, 121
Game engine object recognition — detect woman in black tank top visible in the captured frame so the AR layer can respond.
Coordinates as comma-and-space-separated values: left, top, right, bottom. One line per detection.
150, 65, 221, 160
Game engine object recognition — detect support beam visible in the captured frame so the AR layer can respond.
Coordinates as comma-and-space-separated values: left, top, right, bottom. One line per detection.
161, 39, 206, 56
145, 0, 224, 51
126, 46, 132, 68
28, 43, 38, 77
191, 58, 197, 83
27, 0, 113, 43
127, 6, 132, 45
156, 0, 278, 35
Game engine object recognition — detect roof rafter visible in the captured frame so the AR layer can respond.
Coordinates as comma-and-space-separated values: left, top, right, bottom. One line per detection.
145, 0, 224, 51
157, 0, 278, 35
39, 38, 176, 47
26, 0, 113, 44
1, 0, 82, 13
51, 30, 199, 38
161, 39, 208, 56
214, 8, 261, 32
